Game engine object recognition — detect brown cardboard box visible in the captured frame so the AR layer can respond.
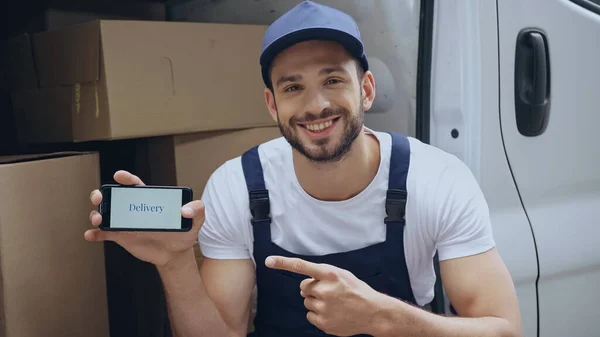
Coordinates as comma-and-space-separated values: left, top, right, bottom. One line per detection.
24, 3, 166, 33
0, 152, 109, 337
2, 3, 165, 91
135, 127, 282, 199
134, 126, 282, 265
9, 20, 275, 144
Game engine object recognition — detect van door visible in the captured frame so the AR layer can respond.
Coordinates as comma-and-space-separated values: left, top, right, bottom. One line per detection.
428, 1, 539, 336
497, 1, 600, 336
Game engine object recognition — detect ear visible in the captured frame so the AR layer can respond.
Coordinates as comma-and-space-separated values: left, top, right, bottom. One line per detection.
360, 71, 376, 112
264, 87, 278, 123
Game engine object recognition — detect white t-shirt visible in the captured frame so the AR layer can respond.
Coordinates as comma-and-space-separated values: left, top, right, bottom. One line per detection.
198, 128, 496, 306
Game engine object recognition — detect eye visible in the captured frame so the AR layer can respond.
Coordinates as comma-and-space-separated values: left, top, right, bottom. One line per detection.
325, 78, 342, 85
284, 85, 301, 92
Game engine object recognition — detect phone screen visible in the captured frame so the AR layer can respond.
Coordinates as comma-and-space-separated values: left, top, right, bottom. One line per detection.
109, 186, 185, 230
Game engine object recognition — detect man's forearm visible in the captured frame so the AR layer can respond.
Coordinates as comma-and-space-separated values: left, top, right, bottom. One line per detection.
371, 294, 521, 337
157, 249, 229, 337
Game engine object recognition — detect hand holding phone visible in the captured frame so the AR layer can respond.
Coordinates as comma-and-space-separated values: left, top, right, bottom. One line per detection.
98, 184, 193, 232
85, 170, 204, 267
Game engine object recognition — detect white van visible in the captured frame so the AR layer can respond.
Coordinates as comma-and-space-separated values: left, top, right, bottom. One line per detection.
169, 0, 600, 336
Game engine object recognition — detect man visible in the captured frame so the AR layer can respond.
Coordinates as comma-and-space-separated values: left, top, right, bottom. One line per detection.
86, 1, 523, 336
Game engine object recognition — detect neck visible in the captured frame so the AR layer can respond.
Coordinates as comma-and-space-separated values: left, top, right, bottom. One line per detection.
293, 130, 380, 201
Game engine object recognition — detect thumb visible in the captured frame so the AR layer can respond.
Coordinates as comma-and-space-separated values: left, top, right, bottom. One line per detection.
181, 200, 205, 230
84, 229, 120, 243
113, 170, 146, 186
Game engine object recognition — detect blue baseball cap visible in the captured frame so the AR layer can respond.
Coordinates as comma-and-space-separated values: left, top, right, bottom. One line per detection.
259, 0, 369, 88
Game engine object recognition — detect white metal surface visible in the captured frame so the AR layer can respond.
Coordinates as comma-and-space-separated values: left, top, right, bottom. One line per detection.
430, 2, 539, 337
429, 0, 482, 178
497, 0, 600, 336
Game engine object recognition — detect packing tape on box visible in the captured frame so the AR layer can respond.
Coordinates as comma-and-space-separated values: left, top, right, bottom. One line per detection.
75, 83, 81, 113
74, 83, 100, 118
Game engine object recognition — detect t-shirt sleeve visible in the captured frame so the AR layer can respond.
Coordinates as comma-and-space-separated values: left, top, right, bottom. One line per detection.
197, 160, 251, 260
432, 156, 496, 261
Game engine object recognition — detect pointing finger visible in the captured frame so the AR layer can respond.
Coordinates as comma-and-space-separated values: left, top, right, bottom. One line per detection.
265, 256, 337, 280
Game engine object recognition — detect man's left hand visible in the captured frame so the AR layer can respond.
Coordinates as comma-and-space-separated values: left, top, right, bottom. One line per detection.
265, 255, 384, 336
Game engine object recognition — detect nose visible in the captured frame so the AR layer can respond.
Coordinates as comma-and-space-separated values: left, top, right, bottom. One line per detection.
303, 87, 331, 115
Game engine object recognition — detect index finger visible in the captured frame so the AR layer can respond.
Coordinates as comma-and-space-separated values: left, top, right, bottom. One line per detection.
265, 256, 336, 280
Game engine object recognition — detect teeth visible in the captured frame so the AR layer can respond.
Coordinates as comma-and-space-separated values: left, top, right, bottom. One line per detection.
306, 120, 333, 132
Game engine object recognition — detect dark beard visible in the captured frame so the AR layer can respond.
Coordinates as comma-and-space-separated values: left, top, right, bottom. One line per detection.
277, 102, 364, 163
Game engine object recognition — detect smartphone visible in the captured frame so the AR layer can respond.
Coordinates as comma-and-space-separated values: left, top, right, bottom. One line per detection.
98, 184, 193, 232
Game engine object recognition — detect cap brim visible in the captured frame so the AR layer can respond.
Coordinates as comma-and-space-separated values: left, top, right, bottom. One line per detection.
260, 27, 368, 87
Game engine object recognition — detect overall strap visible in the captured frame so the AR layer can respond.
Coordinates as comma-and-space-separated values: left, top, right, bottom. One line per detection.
385, 132, 411, 225
241, 146, 272, 244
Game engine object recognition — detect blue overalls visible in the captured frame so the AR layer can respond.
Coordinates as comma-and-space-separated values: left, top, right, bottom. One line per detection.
242, 132, 417, 337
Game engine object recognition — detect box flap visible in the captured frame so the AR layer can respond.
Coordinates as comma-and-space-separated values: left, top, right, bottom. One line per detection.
32, 20, 101, 87
0, 151, 93, 165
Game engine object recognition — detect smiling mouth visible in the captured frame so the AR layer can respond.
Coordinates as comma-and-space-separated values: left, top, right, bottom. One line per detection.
297, 117, 340, 132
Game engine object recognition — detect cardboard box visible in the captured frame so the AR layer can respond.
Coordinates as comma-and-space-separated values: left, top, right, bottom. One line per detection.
23, 3, 166, 33
132, 126, 281, 335
2, 3, 166, 91
134, 126, 282, 266
9, 20, 275, 144
0, 152, 109, 337
135, 127, 282, 198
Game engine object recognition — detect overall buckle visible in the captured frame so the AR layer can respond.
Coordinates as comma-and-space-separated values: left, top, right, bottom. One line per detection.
249, 189, 271, 222
385, 189, 406, 222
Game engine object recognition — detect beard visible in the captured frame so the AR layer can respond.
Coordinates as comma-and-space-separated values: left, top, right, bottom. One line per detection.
277, 100, 364, 163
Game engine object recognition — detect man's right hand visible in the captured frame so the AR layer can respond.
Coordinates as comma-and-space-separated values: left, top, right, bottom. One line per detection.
84, 170, 205, 268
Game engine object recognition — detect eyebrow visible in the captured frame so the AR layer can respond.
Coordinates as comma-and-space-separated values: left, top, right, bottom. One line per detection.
318, 66, 347, 76
275, 66, 349, 88
276, 74, 302, 88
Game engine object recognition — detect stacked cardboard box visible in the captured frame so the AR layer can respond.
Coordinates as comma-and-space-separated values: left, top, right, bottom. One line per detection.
7, 19, 275, 143
0, 2, 167, 154
1, 11, 281, 337
134, 127, 283, 268
0, 152, 109, 337
22, 2, 166, 34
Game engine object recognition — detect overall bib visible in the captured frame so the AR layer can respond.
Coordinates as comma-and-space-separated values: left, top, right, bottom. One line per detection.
242, 132, 417, 337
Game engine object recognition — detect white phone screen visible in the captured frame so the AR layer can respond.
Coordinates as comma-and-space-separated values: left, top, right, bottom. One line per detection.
110, 187, 183, 230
